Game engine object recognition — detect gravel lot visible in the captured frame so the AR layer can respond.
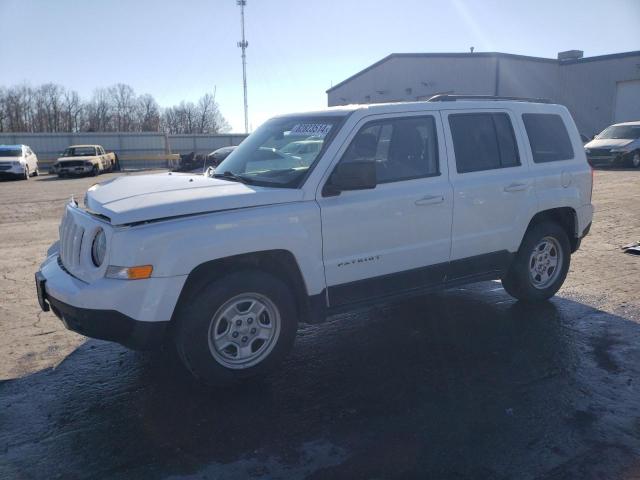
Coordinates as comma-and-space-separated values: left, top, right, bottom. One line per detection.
1, 169, 639, 479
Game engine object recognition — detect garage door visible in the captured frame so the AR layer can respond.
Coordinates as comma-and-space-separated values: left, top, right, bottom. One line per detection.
614, 80, 640, 123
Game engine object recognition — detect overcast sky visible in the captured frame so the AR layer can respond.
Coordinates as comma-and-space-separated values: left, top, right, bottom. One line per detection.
1, 0, 639, 132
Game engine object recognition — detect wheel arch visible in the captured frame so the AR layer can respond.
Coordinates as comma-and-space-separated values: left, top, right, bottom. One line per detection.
523, 207, 580, 252
170, 249, 315, 325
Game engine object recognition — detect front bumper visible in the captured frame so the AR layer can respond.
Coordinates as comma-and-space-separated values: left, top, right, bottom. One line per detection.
58, 166, 93, 175
0, 164, 27, 177
45, 290, 167, 349
36, 251, 186, 349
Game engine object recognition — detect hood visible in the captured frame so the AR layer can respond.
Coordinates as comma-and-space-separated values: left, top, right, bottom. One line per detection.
84, 172, 304, 225
584, 138, 634, 150
0, 156, 24, 162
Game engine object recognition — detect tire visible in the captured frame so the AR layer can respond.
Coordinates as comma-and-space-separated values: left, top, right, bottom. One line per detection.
174, 270, 298, 386
91, 165, 99, 177
33, 167, 39, 177
23, 165, 29, 180
629, 151, 640, 169
501, 221, 571, 301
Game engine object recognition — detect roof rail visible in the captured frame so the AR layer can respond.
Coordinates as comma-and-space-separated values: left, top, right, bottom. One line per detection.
427, 94, 551, 103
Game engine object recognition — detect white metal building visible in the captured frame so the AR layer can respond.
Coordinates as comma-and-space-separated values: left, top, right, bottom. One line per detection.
327, 50, 640, 137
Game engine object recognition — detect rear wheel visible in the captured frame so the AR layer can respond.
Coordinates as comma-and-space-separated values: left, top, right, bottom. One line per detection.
174, 270, 298, 386
33, 166, 39, 177
502, 221, 571, 301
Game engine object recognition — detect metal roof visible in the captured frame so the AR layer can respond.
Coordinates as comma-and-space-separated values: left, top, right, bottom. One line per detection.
327, 50, 640, 93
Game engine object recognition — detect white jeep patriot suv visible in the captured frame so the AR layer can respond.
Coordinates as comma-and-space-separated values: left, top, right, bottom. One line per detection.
36, 96, 593, 385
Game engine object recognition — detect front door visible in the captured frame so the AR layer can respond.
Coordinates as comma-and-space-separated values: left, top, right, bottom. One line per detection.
317, 113, 453, 307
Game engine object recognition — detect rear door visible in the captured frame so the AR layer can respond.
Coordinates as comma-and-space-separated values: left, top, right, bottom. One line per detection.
441, 109, 538, 279
318, 112, 453, 306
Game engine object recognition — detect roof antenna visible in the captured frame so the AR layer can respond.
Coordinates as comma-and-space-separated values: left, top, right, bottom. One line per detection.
470, 46, 475, 53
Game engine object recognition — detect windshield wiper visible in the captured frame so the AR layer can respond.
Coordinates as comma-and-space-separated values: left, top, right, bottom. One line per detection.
212, 171, 254, 184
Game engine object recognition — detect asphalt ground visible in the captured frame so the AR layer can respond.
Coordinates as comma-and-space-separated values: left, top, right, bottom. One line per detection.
1, 168, 639, 479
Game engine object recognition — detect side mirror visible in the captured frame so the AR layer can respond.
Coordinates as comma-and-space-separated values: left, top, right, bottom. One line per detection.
324, 161, 376, 196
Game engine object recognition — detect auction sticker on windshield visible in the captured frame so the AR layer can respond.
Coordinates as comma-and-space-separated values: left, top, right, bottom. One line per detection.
290, 124, 332, 137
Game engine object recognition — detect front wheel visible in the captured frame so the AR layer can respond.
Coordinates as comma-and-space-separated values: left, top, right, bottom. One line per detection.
629, 151, 640, 169
22, 165, 29, 180
174, 270, 298, 386
501, 221, 571, 301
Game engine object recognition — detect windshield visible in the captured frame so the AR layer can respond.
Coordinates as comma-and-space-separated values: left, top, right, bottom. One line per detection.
62, 146, 97, 157
214, 115, 345, 188
0, 147, 23, 157
596, 125, 640, 140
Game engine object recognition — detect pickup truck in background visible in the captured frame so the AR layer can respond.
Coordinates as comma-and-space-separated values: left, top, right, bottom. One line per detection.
52, 145, 117, 177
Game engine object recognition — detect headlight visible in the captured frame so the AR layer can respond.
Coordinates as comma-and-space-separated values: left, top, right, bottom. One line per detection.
584, 148, 591, 155
91, 229, 107, 267
11, 161, 20, 166
85, 161, 93, 166
610, 147, 629, 153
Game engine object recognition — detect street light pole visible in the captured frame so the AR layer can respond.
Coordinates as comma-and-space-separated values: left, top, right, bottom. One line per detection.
237, 0, 249, 134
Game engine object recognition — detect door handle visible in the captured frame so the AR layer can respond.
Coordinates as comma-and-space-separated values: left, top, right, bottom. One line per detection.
415, 195, 444, 206
503, 182, 528, 192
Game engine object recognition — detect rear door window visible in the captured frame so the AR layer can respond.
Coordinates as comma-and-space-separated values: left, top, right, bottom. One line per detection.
449, 113, 520, 173
522, 113, 574, 163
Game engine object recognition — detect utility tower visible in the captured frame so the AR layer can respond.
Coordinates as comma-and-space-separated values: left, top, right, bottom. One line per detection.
237, 0, 249, 133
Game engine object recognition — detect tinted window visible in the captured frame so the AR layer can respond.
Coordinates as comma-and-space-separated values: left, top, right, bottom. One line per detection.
522, 113, 574, 163
340, 116, 439, 183
449, 113, 520, 173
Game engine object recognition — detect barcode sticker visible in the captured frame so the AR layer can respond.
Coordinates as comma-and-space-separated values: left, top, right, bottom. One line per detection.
290, 124, 332, 137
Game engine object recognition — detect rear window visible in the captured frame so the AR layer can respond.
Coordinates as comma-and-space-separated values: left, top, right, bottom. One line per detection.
522, 114, 574, 163
449, 113, 520, 173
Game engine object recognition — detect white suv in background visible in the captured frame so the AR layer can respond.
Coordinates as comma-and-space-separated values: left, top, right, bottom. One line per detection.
36, 96, 593, 385
0, 144, 39, 179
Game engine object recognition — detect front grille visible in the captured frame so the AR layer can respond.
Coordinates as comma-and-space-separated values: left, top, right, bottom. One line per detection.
588, 148, 612, 158
0, 165, 11, 171
59, 212, 85, 271
60, 161, 86, 167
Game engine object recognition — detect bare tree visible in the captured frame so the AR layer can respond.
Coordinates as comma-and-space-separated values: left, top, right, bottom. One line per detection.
109, 84, 136, 131
135, 94, 160, 132
0, 87, 6, 132
87, 88, 112, 132
0, 82, 231, 134
5, 85, 31, 132
160, 93, 230, 134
